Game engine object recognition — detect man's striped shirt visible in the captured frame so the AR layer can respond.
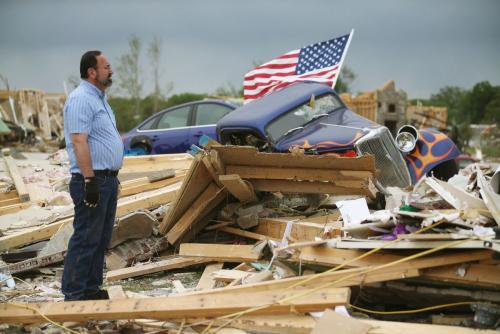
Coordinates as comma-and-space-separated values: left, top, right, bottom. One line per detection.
64, 80, 123, 173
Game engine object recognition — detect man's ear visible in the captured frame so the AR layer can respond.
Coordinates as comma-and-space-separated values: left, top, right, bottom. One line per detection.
87, 67, 96, 79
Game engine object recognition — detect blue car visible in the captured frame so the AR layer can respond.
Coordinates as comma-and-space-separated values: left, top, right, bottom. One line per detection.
216, 82, 459, 189
123, 99, 238, 154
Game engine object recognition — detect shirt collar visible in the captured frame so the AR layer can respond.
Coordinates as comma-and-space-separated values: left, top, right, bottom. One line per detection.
80, 80, 105, 99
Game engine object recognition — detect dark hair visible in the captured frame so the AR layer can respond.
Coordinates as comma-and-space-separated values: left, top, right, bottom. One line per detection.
80, 50, 102, 79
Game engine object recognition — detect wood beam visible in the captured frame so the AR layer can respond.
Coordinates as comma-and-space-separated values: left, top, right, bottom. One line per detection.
226, 165, 373, 182
179, 243, 263, 262
0, 287, 350, 323
106, 256, 212, 282
250, 179, 377, 199
219, 174, 257, 203
196, 263, 224, 290
4, 156, 29, 202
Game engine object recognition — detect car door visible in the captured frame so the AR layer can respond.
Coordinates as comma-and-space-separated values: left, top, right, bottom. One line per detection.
189, 102, 235, 145
148, 105, 192, 153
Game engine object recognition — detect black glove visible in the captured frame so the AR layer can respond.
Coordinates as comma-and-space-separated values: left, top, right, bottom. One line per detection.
84, 177, 100, 208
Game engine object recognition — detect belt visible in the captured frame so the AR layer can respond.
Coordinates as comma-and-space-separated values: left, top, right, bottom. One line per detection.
71, 169, 119, 177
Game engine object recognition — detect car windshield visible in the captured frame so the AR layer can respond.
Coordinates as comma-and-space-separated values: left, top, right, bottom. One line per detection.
265, 93, 343, 141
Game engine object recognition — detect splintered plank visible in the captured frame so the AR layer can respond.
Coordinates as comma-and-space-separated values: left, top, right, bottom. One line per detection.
211, 145, 376, 171
166, 183, 226, 245
226, 165, 374, 182
160, 156, 213, 234
179, 243, 263, 262
4, 156, 30, 202
121, 153, 193, 173
196, 263, 224, 290
106, 256, 212, 282
250, 179, 377, 198
299, 247, 492, 271
423, 263, 500, 288
254, 218, 329, 242
219, 174, 257, 203
219, 226, 280, 242
119, 172, 185, 198
179, 267, 419, 298
0, 287, 350, 323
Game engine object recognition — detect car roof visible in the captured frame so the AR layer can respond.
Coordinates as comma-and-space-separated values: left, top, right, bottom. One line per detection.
135, 98, 237, 128
217, 82, 336, 131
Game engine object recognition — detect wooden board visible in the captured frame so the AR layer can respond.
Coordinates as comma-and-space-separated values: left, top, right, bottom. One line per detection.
211, 145, 375, 171
0, 286, 350, 323
250, 179, 377, 198
335, 239, 497, 250
226, 165, 374, 182
119, 173, 185, 198
106, 256, 212, 282
121, 153, 193, 174
299, 247, 492, 271
219, 174, 257, 203
196, 263, 224, 290
160, 156, 213, 234
178, 267, 419, 298
4, 156, 29, 202
423, 263, 500, 288
166, 183, 226, 245
211, 269, 252, 282
254, 218, 332, 242
179, 243, 263, 262
219, 226, 281, 242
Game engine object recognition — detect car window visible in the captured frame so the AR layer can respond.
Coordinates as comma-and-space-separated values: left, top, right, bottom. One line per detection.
157, 106, 190, 129
195, 103, 233, 125
266, 93, 342, 141
139, 116, 158, 130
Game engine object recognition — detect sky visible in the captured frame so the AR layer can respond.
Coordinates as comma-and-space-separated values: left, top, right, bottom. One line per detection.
0, 0, 499, 99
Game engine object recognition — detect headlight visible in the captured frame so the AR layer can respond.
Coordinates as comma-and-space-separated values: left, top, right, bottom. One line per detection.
396, 125, 419, 153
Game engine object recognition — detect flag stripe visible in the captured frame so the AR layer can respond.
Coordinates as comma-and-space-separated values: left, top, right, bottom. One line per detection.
243, 33, 350, 103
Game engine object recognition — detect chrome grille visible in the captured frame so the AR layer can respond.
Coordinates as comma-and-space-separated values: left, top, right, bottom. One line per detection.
354, 127, 411, 189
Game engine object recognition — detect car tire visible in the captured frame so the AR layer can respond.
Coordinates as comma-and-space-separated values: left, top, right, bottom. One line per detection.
428, 159, 458, 181
131, 144, 151, 155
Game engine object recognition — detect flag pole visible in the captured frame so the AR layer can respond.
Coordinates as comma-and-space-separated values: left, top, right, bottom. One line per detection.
331, 28, 355, 89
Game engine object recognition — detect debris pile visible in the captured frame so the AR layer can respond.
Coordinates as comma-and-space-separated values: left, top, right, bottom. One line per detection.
0, 145, 499, 333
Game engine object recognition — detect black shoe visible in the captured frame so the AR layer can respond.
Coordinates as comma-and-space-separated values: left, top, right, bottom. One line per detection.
85, 289, 109, 300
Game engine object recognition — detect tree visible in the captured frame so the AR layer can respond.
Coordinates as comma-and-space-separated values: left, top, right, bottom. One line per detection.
460, 81, 497, 124
429, 86, 466, 124
213, 81, 243, 98
115, 34, 143, 114
335, 66, 356, 94
148, 36, 163, 114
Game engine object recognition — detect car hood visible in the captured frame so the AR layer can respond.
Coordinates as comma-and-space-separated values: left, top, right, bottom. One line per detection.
275, 108, 379, 152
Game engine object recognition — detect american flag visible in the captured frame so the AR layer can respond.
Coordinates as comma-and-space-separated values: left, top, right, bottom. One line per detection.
243, 32, 353, 103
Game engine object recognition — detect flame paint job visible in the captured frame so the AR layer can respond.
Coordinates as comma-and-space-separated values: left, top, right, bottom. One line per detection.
292, 131, 365, 150
404, 128, 460, 183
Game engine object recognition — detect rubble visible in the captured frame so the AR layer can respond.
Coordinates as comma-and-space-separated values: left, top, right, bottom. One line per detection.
0, 144, 499, 333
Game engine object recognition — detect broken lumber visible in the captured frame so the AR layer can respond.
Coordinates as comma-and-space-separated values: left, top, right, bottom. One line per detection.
160, 156, 213, 234
298, 247, 492, 271
250, 179, 377, 199
106, 256, 212, 282
196, 263, 224, 290
3, 156, 29, 202
0, 287, 350, 323
225, 165, 374, 182
423, 263, 500, 288
166, 183, 226, 245
179, 243, 263, 262
219, 174, 258, 203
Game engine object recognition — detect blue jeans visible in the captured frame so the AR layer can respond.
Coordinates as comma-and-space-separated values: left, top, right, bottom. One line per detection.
62, 174, 119, 300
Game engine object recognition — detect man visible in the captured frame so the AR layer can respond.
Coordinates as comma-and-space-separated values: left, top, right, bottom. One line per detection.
62, 51, 123, 301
